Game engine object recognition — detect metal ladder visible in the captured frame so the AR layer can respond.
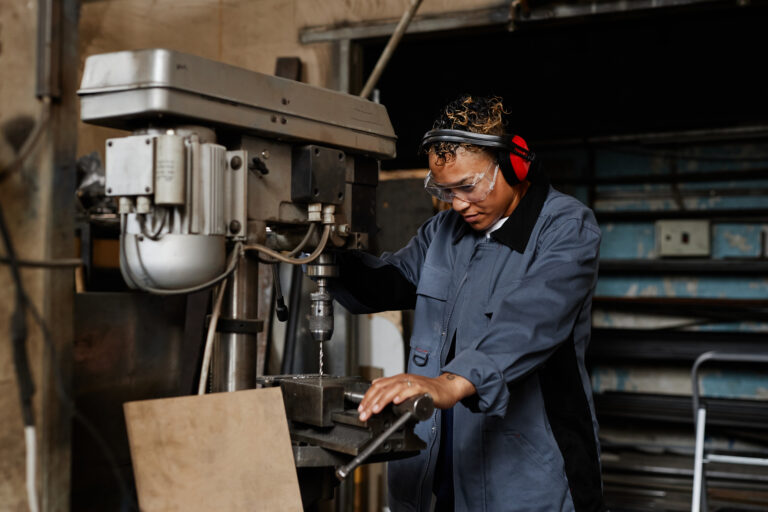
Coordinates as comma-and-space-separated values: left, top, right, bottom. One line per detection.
691, 351, 768, 512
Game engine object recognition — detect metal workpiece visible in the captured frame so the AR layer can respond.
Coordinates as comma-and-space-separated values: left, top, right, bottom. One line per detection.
78, 49, 396, 159
278, 376, 348, 427
257, 375, 429, 472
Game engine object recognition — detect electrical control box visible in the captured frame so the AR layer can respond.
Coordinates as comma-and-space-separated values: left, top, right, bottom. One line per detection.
656, 220, 710, 257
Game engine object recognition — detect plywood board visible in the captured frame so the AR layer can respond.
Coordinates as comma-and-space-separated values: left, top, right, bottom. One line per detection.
124, 387, 302, 512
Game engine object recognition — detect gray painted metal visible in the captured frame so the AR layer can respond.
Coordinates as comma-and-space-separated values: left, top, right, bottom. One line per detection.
78, 49, 396, 159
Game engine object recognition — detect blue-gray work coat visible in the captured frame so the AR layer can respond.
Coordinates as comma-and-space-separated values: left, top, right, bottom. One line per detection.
331, 177, 605, 512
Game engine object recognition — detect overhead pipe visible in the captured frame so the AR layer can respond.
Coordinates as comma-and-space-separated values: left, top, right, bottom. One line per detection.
359, 0, 424, 100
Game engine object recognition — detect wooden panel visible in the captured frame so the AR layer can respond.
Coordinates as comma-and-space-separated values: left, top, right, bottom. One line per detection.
124, 387, 302, 512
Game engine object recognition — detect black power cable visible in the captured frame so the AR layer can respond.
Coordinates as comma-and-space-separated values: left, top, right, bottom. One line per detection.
0, 201, 138, 511
0, 202, 35, 428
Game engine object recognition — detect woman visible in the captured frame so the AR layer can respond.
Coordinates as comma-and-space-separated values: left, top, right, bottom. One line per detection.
330, 95, 605, 512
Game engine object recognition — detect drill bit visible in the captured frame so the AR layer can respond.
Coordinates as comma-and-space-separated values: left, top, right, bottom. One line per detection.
319, 341, 324, 377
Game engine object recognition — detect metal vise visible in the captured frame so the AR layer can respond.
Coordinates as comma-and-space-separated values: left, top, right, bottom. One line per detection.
257, 375, 434, 480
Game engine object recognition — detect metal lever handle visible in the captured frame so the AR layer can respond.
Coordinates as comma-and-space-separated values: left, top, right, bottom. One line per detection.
344, 392, 434, 422
335, 411, 413, 481
335, 393, 434, 480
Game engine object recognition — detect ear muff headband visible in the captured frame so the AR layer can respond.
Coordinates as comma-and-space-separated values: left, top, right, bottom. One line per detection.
420, 129, 536, 185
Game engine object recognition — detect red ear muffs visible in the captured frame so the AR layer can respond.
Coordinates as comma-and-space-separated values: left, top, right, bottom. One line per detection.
509, 135, 531, 183
497, 135, 534, 185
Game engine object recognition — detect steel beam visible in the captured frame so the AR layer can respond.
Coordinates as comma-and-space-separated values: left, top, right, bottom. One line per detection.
300, 0, 728, 44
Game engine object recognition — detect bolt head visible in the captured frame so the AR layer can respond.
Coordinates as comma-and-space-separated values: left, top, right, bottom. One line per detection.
229, 220, 242, 234
230, 155, 242, 170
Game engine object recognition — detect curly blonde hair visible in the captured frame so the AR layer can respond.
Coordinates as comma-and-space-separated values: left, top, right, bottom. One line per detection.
427, 95, 508, 164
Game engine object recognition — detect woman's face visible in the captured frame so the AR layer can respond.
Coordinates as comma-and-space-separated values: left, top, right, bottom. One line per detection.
428, 147, 526, 231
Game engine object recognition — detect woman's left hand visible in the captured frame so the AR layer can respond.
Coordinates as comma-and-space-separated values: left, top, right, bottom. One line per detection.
357, 372, 476, 421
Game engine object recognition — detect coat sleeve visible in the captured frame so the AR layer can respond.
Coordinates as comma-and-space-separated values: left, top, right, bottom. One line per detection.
328, 211, 446, 314
442, 216, 601, 418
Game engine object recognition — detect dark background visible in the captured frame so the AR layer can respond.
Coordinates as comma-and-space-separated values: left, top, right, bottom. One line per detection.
361, 2, 768, 169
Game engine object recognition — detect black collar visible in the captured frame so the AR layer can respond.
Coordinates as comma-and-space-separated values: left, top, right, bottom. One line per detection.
491, 173, 550, 253
452, 169, 550, 253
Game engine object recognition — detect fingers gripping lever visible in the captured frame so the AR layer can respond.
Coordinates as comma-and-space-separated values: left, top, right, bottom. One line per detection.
335, 393, 434, 480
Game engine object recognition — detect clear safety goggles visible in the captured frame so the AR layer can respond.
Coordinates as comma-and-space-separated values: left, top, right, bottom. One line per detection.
423, 161, 499, 203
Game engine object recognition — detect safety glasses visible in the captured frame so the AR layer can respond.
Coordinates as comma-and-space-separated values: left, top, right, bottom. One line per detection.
423, 161, 499, 203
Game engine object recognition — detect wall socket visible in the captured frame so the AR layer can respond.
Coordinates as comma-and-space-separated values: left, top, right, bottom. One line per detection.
656, 220, 710, 257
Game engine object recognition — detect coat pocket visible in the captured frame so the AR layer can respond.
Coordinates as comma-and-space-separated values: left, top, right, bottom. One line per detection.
415, 264, 450, 301
409, 265, 451, 372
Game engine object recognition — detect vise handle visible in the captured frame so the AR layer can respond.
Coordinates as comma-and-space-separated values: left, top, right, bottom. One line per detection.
336, 393, 434, 480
